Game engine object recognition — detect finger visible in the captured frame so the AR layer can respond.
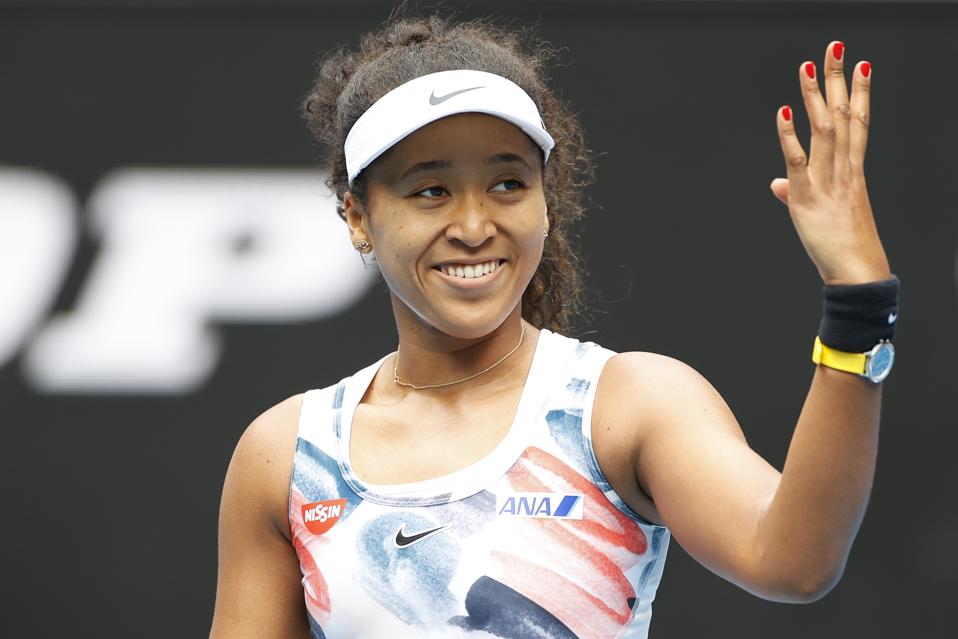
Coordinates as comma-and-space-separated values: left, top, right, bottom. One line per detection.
848, 60, 872, 174
776, 105, 811, 199
800, 60, 835, 187
769, 177, 789, 206
824, 41, 852, 182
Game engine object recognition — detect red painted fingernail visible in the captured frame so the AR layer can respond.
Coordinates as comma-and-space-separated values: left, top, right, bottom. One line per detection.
833, 42, 844, 61
782, 105, 792, 121
804, 61, 816, 79
860, 61, 872, 78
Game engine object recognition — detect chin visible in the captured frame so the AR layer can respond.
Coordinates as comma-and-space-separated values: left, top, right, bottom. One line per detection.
392, 277, 530, 340
414, 301, 520, 341
431, 314, 513, 341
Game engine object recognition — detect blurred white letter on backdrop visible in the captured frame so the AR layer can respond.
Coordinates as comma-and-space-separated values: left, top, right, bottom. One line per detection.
23, 169, 374, 393
0, 168, 77, 369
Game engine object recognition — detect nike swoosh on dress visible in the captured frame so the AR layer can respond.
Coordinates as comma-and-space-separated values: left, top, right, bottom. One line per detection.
394, 523, 449, 547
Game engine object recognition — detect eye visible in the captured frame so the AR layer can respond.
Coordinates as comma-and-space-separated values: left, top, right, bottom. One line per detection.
489, 179, 524, 193
414, 186, 448, 198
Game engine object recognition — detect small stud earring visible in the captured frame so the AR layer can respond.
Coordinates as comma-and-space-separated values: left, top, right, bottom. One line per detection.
543, 229, 549, 239
353, 240, 370, 252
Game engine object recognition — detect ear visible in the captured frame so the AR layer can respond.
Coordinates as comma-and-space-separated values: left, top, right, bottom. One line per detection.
544, 209, 550, 236
344, 191, 370, 245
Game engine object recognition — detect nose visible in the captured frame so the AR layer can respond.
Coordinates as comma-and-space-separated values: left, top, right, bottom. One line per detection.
444, 193, 496, 248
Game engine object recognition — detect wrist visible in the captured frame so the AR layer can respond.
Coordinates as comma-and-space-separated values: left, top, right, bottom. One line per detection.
818, 274, 900, 353
822, 262, 892, 286
812, 274, 900, 383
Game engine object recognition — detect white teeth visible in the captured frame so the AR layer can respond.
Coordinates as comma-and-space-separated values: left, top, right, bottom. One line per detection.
440, 260, 501, 279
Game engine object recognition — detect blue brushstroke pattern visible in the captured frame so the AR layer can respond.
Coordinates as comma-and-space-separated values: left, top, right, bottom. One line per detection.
448, 576, 577, 638
545, 408, 612, 492
565, 377, 590, 399
331, 383, 345, 410
638, 559, 658, 588
356, 511, 460, 626
639, 528, 669, 588
650, 527, 667, 555
292, 438, 361, 515
545, 408, 587, 471
306, 612, 326, 638
426, 490, 497, 538
331, 383, 345, 439
575, 341, 595, 359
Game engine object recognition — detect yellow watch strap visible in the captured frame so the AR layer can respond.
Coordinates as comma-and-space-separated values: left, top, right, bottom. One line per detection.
811, 336, 867, 374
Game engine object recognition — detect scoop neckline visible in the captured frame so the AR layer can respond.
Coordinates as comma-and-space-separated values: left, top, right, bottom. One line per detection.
336, 327, 553, 506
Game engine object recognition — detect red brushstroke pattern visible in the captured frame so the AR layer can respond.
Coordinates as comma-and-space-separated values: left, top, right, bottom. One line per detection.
489, 447, 649, 639
290, 487, 331, 623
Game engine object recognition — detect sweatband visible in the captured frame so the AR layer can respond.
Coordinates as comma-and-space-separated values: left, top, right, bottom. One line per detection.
818, 274, 900, 352
344, 69, 555, 185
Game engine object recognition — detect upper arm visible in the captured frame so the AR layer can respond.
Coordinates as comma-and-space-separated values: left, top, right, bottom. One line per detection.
210, 394, 313, 639
597, 353, 784, 597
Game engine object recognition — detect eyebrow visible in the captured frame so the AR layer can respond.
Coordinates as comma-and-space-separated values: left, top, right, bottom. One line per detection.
399, 160, 453, 181
485, 153, 534, 172
398, 153, 534, 181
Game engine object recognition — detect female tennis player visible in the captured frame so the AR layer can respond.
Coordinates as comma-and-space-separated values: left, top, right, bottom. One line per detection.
210, 15, 899, 639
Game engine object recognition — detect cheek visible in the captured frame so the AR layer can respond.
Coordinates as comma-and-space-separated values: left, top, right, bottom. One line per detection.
372, 219, 428, 285
513, 218, 547, 281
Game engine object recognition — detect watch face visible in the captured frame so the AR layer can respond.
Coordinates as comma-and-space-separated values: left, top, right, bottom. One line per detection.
866, 342, 895, 383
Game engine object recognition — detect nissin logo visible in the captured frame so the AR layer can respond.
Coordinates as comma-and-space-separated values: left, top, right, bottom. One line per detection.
496, 493, 584, 519
301, 498, 347, 535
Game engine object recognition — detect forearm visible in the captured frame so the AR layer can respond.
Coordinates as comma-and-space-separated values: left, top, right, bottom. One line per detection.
754, 363, 883, 600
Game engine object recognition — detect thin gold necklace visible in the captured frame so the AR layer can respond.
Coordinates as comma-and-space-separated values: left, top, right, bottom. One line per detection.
393, 324, 526, 390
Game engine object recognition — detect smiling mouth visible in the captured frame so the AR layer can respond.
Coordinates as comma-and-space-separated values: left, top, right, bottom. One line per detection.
434, 259, 504, 279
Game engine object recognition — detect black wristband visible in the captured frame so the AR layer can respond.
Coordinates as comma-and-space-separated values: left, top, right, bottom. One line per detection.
818, 274, 900, 352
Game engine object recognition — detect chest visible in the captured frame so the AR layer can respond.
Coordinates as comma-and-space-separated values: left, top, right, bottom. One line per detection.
348, 388, 523, 485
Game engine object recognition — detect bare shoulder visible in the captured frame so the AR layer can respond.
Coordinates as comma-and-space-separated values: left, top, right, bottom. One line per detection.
226, 393, 304, 540
592, 351, 746, 524
597, 351, 740, 438
211, 393, 312, 638
235, 393, 304, 457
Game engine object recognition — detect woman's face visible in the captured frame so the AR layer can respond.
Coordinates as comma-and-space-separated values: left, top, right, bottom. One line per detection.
345, 112, 548, 340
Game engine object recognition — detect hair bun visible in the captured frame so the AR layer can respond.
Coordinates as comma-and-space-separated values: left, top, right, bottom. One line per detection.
386, 20, 434, 47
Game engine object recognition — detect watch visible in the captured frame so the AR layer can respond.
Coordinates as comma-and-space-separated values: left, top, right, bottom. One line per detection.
811, 336, 895, 384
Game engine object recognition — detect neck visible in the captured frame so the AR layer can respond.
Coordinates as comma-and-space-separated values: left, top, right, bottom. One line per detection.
388, 301, 536, 393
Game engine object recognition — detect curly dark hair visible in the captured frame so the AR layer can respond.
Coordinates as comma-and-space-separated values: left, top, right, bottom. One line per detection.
300, 14, 595, 333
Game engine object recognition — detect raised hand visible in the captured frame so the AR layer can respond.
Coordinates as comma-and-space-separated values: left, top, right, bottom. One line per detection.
769, 41, 892, 286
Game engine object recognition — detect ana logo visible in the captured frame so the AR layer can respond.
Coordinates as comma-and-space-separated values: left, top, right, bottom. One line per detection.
496, 492, 584, 519
301, 498, 347, 535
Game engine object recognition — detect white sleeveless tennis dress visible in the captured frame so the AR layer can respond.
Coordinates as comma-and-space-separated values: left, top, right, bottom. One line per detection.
289, 328, 670, 638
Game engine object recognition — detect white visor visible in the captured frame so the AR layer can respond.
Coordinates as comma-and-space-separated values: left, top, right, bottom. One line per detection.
344, 69, 555, 185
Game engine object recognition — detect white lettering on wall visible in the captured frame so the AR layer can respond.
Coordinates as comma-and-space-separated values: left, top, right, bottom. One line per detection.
0, 168, 77, 369
22, 168, 374, 393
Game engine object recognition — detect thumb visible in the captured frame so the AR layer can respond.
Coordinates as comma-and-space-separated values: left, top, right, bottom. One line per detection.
769, 177, 789, 206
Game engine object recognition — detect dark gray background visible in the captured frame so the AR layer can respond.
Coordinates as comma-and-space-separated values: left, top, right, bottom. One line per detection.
1, 1, 955, 637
